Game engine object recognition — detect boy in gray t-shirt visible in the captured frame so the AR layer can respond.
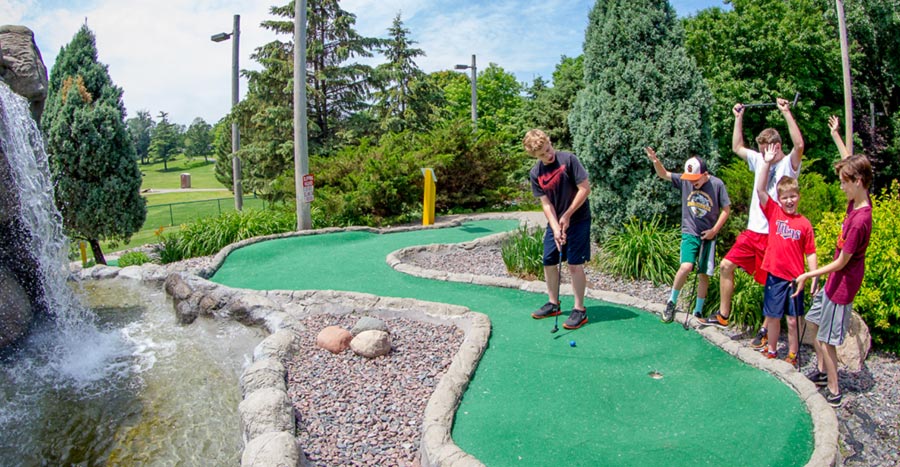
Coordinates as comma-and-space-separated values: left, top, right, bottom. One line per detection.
645, 148, 731, 323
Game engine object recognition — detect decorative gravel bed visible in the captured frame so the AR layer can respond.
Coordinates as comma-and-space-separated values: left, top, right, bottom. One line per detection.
285, 315, 463, 467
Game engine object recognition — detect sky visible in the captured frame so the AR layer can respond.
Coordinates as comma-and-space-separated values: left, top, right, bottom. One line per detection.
5, 0, 729, 126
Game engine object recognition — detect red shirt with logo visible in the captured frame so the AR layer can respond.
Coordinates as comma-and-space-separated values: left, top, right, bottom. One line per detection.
760, 198, 816, 281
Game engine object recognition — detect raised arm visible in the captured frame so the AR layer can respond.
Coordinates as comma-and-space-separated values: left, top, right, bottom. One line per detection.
644, 147, 672, 181
732, 103, 751, 160
778, 97, 804, 171
756, 146, 776, 206
828, 115, 851, 160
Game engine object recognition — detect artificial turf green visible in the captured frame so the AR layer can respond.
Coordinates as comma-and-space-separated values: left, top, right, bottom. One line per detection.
210, 220, 814, 466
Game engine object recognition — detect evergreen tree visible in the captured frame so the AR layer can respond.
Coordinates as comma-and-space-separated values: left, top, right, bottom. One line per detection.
525, 55, 584, 150
42, 25, 146, 265
372, 13, 441, 132
183, 117, 213, 162
149, 111, 181, 171
570, 0, 717, 237
126, 109, 154, 164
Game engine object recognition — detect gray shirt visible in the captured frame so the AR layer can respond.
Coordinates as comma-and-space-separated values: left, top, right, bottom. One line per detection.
670, 173, 730, 237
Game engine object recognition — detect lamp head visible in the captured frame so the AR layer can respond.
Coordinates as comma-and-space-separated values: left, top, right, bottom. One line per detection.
210, 32, 231, 42
454, 64, 468, 70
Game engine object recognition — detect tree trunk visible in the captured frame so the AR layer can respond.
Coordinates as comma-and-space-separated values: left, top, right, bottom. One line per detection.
89, 238, 106, 265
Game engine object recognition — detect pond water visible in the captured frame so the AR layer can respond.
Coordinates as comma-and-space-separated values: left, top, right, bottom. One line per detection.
0, 279, 265, 466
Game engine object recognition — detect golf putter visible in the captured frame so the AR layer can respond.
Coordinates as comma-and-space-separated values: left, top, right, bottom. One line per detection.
739, 92, 801, 111
551, 244, 565, 334
684, 240, 706, 331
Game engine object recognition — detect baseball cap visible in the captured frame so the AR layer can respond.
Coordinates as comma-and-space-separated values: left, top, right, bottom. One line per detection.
681, 156, 708, 181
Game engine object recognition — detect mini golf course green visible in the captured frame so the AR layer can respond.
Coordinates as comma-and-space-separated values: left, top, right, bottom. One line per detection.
210, 219, 814, 466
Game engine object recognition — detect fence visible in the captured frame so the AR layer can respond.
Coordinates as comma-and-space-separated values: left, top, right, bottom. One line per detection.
145, 195, 266, 231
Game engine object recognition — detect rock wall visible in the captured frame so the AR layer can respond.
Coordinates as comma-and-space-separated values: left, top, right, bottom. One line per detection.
0, 24, 49, 350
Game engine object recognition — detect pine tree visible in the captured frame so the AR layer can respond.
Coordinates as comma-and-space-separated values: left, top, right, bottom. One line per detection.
569, 0, 717, 237
149, 111, 181, 171
42, 25, 146, 265
183, 117, 213, 163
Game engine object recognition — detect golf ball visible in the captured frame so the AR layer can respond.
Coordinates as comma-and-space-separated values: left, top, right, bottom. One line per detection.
569, 340, 576, 347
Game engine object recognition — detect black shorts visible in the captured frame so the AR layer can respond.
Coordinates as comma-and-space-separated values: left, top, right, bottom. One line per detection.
542, 218, 591, 266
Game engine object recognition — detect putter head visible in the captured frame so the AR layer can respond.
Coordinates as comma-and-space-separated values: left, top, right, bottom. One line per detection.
550, 325, 559, 333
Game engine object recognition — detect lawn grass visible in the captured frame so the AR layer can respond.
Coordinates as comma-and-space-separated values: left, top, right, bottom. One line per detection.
144, 191, 230, 206
139, 155, 221, 189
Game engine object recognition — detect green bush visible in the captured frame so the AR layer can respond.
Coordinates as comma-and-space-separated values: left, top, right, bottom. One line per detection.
597, 217, 679, 286
814, 180, 900, 354
117, 251, 151, 267
501, 226, 545, 280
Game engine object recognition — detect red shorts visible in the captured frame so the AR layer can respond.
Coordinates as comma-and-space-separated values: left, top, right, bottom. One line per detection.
724, 230, 768, 285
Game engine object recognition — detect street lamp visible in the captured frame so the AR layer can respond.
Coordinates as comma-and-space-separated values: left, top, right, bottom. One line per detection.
211, 14, 243, 211
454, 54, 477, 127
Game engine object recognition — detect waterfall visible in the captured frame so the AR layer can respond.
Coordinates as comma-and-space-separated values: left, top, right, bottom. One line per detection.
0, 80, 92, 329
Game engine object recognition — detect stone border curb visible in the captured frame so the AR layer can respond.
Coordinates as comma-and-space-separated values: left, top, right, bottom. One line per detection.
71, 212, 838, 467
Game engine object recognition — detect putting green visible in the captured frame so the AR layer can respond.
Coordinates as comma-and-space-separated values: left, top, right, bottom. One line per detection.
210, 220, 813, 466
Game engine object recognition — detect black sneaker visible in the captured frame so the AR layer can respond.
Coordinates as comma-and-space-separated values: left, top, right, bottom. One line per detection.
805, 369, 828, 387
824, 388, 842, 408
697, 311, 729, 329
563, 308, 588, 329
531, 302, 561, 319
661, 301, 676, 323
750, 328, 768, 349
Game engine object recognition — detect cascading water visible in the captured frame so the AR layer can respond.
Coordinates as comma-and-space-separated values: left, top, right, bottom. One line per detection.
0, 80, 263, 465
0, 80, 86, 329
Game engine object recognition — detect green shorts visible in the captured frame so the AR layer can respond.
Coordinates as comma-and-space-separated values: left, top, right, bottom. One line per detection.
680, 234, 716, 276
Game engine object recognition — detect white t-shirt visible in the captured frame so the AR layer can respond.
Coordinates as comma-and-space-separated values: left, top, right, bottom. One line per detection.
746, 149, 800, 234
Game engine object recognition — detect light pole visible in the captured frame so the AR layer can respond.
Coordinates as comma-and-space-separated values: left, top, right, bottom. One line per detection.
211, 14, 243, 211
454, 54, 477, 127
294, 0, 312, 230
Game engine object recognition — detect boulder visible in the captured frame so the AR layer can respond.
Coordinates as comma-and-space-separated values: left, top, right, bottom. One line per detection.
316, 326, 352, 354
238, 387, 294, 443
350, 330, 392, 358
0, 265, 32, 348
0, 25, 49, 121
837, 311, 871, 372
350, 316, 388, 336
241, 358, 287, 397
241, 431, 305, 467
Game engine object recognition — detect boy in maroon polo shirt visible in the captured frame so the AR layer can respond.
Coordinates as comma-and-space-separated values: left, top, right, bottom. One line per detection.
755, 145, 817, 366
793, 117, 873, 408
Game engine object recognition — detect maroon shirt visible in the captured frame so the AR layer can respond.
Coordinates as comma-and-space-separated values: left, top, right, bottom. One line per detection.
825, 199, 872, 304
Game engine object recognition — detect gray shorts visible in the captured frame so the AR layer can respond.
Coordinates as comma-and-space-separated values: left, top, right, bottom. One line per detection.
804, 288, 852, 346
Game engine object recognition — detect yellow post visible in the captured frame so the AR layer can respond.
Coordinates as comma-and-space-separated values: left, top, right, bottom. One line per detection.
421, 168, 436, 225
79, 241, 88, 267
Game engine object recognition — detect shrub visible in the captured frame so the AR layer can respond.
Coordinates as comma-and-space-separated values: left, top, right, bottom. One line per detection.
155, 208, 295, 263
597, 217, 679, 286
501, 226, 545, 280
117, 251, 151, 267
814, 180, 900, 354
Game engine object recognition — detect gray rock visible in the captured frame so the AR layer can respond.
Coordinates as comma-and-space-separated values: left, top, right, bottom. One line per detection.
0, 25, 49, 121
241, 358, 286, 397
239, 387, 294, 443
350, 330, 392, 358
241, 431, 306, 467
254, 329, 299, 362
351, 316, 388, 336
0, 265, 32, 348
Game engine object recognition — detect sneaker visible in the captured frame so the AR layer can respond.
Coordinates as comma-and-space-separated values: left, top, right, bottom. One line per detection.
692, 311, 703, 318
805, 369, 828, 387
661, 301, 676, 323
824, 388, 842, 407
563, 308, 588, 329
531, 302, 561, 319
697, 311, 729, 329
761, 349, 777, 359
750, 328, 768, 349
784, 352, 798, 367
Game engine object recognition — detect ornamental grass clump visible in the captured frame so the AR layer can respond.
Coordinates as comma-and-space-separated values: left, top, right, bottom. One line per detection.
501, 226, 545, 280
598, 217, 679, 286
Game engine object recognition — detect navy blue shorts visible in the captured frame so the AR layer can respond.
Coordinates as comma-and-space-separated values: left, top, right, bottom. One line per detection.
763, 274, 805, 319
542, 218, 591, 266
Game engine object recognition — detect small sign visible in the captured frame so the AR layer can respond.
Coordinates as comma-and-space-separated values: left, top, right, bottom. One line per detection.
302, 174, 314, 203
